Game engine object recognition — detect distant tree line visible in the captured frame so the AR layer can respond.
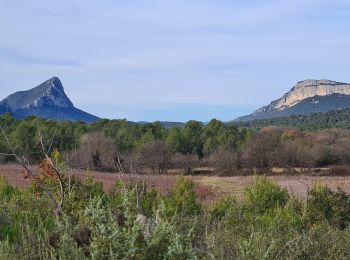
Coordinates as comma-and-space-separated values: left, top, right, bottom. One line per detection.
2, 113, 350, 175
0, 114, 251, 174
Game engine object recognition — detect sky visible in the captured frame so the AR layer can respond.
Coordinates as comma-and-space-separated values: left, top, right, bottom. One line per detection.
1, 0, 350, 122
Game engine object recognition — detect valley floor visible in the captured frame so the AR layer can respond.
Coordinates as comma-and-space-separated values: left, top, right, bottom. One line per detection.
2, 164, 350, 202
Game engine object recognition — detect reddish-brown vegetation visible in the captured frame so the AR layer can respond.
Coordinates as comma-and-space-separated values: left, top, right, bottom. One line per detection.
6, 164, 350, 202
0, 164, 216, 203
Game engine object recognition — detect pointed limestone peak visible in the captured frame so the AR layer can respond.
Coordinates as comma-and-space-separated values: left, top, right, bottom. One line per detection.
34, 76, 64, 94
49, 77, 64, 91
0, 77, 74, 110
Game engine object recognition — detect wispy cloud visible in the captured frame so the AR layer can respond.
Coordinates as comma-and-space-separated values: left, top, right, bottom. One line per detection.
0, 45, 81, 67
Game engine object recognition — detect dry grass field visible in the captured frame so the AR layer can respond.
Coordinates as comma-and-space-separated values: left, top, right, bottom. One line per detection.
195, 174, 350, 200
2, 164, 350, 203
0, 164, 216, 203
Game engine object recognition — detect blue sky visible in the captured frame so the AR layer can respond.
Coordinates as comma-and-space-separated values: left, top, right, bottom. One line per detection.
1, 0, 350, 122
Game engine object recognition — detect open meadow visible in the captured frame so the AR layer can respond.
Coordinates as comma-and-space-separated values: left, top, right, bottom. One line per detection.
3, 164, 350, 202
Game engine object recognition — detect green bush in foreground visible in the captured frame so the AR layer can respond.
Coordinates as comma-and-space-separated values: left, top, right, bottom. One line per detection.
0, 176, 350, 259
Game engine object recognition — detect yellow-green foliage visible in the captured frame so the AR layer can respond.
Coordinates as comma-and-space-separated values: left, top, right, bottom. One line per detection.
164, 176, 201, 217
1, 175, 350, 259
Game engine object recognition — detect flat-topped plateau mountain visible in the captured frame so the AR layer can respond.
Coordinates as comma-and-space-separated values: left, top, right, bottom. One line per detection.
235, 79, 350, 122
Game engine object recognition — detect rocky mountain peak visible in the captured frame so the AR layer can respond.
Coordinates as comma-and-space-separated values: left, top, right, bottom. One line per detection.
0, 77, 74, 110
49, 77, 64, 91
0, 77, 99, 122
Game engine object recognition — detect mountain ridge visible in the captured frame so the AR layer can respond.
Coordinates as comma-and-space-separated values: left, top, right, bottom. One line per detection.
235, 79, 350, 122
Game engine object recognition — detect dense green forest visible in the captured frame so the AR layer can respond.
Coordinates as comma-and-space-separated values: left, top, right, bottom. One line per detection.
1, 172, 350, 259
234, 108, 350, 130
0, 113, 251, 157
0, 113, 251, 172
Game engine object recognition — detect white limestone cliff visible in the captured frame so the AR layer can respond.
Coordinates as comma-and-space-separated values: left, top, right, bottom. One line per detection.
273, 80, 350, 110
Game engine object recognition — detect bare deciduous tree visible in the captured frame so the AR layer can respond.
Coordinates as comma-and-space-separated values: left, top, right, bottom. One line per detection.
242, 127, 284, 171
172, 153, 199, 175
70, 132, 118, 171
136, 140, 172, 174
277, 141, 316, 172
207, 146, 239, 175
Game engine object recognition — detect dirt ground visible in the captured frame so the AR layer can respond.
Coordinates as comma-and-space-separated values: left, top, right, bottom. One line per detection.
2, 164, 350, 202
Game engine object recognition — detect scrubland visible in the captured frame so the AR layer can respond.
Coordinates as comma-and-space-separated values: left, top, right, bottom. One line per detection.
2, 115, 350, 258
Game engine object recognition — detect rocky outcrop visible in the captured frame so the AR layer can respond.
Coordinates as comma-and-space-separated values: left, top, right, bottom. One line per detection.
0, 77, 99, 122
271, 80, 350, 111
235, 79, 350, 122
0, 77, 74, 110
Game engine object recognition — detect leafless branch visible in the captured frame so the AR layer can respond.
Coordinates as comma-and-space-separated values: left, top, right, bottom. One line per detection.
274, 235, 308, 259
114, 156, 126, 190
37, 122, 65, 216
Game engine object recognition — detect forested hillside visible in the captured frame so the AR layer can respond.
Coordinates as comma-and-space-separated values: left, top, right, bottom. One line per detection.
234, 108, 350, 129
